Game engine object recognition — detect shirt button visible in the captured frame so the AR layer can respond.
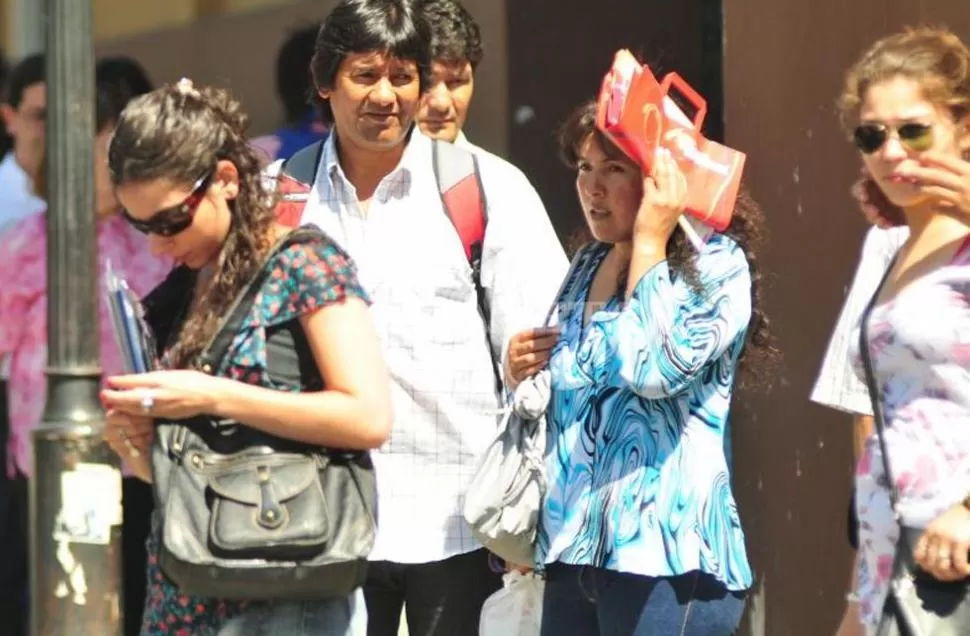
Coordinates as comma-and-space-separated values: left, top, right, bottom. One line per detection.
201, 364, 212, 374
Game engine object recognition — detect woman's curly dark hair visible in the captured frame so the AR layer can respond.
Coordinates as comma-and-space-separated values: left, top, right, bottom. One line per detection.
107, 82, 277, 369
558, 101, 777, 389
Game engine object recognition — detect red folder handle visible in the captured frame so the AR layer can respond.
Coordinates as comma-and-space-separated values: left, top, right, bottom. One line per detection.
659, 72, 707, 132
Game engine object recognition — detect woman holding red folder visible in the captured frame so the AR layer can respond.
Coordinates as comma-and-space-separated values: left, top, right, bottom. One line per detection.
506, 101, 774, 635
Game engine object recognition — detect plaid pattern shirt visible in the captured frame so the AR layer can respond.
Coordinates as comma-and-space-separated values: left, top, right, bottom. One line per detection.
295, 131, 568, 563
811, 226, 908, 415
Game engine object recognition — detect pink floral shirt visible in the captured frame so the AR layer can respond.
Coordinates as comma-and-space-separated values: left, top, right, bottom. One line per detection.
850, 243, 970, 632
0, 212, 172, 478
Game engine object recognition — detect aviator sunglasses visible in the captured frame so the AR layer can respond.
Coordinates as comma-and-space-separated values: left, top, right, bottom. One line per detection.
852, 121, 935, 155
122, 170, 213, 237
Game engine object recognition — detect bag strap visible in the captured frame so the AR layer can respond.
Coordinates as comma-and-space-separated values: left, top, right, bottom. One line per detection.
542, 242, 595, 328
275, 140, 326, 228
196, 227, 327, 373
858, 252, 902, 513
431, 139, 500, 391
282, 139, 325, 187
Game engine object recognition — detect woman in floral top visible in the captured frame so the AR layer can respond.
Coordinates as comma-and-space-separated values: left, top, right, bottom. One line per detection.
97, 80, 390, 635
837, 27, 970, 634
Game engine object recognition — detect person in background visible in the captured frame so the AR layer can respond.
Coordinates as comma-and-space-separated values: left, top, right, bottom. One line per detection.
0, 50, 11, 157
0, 57, 170, 636
0, 52, 46, 636
0, 53, 45, 235
96, 55, 154, 101
250, 24, 329, 162
414, 0, 481, 148
0, 43, 16, 630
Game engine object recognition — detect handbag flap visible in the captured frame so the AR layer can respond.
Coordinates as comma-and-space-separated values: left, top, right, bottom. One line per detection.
207, 456, 317, 505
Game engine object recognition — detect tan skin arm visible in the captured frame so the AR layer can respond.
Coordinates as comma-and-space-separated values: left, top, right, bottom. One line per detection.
853, 415, 873, 463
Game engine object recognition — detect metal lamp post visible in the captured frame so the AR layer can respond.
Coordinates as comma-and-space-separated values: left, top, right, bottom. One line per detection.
30, 0, 123, 633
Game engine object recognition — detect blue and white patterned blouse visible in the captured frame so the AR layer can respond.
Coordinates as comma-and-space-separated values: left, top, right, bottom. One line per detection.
536, 233, 753, 591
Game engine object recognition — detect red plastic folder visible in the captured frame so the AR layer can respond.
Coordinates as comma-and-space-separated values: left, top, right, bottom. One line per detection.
595, 50, 746, 232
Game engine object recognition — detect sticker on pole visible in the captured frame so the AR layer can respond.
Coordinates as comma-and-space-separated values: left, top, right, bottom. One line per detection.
53, 463, 122, 545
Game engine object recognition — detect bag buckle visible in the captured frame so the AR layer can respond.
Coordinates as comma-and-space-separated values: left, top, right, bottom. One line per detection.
256, 465, 286, 530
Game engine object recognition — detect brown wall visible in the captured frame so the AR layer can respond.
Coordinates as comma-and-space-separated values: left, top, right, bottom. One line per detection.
94, 0, 508, 154
723, 2, 970, 634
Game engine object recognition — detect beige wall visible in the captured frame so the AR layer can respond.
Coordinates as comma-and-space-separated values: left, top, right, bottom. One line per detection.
93, 0, 300, 41
93, 0, 509, 155
1, 0, 303, 57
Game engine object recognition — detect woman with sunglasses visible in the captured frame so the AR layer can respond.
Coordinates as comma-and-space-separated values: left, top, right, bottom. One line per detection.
97, 79, 391, 634
834, 27, 970, 636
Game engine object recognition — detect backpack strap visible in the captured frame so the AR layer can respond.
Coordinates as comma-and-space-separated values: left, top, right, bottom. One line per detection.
275, 140, 325, 228
431, 140, 500, 392
432, 140, 488, 263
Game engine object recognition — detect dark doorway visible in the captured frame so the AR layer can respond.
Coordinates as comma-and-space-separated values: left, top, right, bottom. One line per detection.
506, 0, 724, 244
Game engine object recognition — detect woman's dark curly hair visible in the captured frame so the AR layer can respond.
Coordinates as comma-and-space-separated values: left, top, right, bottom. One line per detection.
107, 81, 277, 369
558, 100, 777, 389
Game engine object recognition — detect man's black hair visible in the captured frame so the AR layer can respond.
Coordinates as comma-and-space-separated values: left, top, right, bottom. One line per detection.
311, 0, 431, 125
3, 53, 45, 109
95, 56, 154, 131
276, 24, 320, 124
418, 0, 483, 69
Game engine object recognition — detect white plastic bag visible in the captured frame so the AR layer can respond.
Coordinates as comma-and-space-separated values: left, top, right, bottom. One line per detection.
479, 571, 545, 636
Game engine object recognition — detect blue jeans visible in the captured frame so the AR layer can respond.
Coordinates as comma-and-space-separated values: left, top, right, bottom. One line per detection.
215, 589, 367, 636
540, 563, 746, 636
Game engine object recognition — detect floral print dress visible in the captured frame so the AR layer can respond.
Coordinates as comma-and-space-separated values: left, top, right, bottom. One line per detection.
850, 240, 970, 632
140, 233, 368, 635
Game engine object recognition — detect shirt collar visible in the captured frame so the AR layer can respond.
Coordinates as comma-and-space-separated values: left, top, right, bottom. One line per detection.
320, 126, 434, 200
1, 152, 34, 191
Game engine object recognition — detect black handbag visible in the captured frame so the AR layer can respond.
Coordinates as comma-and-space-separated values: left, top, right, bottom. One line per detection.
858, 259, 970, 636
146, 228, 377, 601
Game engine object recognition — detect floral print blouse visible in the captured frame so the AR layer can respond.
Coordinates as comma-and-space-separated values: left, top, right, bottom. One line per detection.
141, 232, 368, 634
850, 240, 970, 631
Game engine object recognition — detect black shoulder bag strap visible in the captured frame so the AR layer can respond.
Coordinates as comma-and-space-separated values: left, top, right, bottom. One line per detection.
858, 253, 901, 519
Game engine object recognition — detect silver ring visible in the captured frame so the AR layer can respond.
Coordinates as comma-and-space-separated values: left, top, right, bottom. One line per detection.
140, 390, 155, 415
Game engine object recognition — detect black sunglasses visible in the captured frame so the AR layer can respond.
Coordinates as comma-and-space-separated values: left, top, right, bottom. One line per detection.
122, 171, 213, 237
852, 122, 935, 155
